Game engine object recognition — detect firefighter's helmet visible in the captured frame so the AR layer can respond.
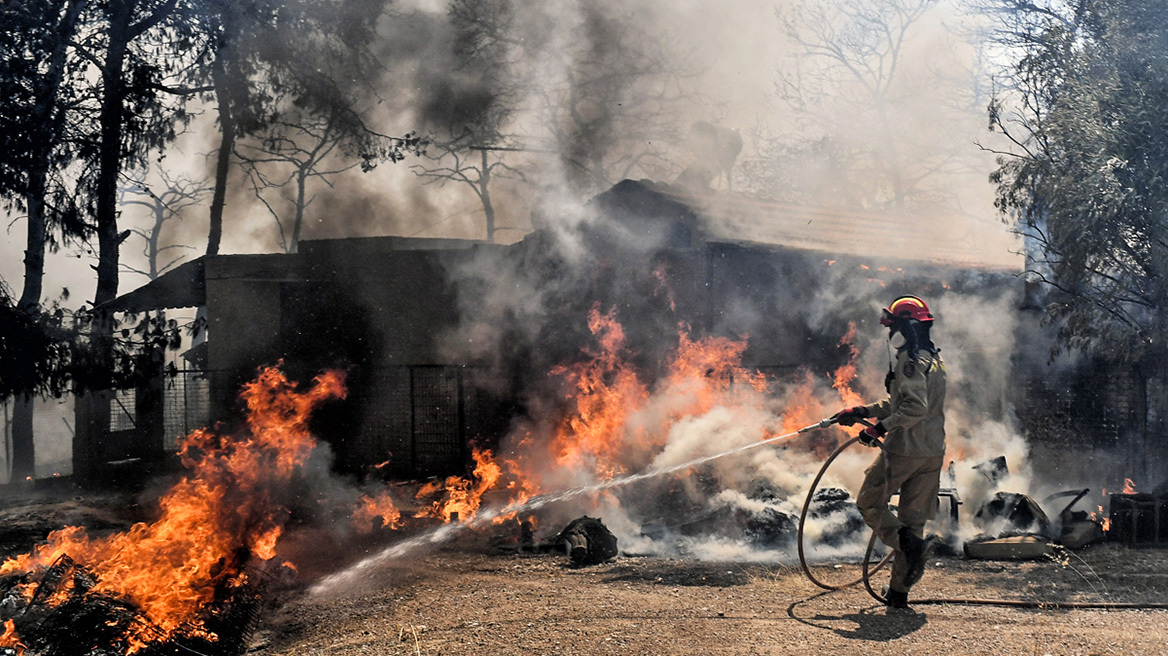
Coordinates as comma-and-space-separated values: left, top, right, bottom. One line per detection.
880, 295, 934, 326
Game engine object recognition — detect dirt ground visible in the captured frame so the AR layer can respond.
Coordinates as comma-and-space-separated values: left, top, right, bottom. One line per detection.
254, 532, 1168, 656
4, 490, 1168, 656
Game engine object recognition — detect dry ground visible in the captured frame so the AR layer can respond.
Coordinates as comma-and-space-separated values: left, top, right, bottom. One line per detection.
254, 534, 1168, 656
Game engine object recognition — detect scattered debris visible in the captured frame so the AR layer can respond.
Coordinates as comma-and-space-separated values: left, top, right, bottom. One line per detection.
0, 553, 267, 656
974, 491, 1050, 537
807, 488, 865, 547
1059, 513, 1107, 549
963, 535, 1054, 560
555, 517, 618, 566
1046, 489, 1106, 549
973, 456, 1009, 484
743, 508, 796, 548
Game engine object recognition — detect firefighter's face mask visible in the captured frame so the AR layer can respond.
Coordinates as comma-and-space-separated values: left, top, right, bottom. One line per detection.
888, 329, 906, 349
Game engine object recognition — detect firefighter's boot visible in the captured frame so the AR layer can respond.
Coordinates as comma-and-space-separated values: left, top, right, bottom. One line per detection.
899, 526, 934, 588
885, 588, 910, 610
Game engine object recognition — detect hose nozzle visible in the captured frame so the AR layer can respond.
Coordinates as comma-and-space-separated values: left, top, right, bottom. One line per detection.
797, 417, 838, 434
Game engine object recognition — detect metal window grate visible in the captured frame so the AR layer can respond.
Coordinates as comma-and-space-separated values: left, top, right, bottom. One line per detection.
411, 367, 465, 473
108, 389, 137, 432
163, 371, 211, 450
347, 365, 500, 477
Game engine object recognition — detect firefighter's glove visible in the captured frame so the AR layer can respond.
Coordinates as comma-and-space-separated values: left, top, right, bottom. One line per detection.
859, 422, 887, 447
830, 405, 869, 427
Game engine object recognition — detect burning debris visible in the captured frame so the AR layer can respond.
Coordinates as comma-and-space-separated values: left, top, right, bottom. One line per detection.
1050, 490, 1107, 550
352, 490, 404, 534
1, 619, 24, 656
1109, 480, 1168, 547
0, 367, 345, 654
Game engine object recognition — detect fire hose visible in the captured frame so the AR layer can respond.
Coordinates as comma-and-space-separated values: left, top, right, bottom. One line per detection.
795, 417, 1168, 610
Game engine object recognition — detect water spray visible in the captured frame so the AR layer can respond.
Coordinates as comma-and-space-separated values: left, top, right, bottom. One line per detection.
311, 417, 836, 594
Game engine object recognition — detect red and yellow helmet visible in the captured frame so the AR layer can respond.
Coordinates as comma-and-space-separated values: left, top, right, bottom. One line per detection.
880, 295, 934, 326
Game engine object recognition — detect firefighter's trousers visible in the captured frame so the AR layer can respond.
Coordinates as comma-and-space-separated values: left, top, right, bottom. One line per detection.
856, 451, 945, 593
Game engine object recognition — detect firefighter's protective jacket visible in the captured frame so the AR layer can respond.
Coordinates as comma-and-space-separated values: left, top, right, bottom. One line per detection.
863, 349, 946, 457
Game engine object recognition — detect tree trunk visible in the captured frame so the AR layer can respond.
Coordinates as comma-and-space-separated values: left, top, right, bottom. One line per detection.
290, 168, 306, 253
207, 48, 235, 257
95, 2, 130, 308
14, 174, 48, 481
76, 0, 133, 483
11, 397, 34, 482
13, 0, 85, 483
480, 148, 496, 243
13, 185, 41, 481
149, 196, 164, 279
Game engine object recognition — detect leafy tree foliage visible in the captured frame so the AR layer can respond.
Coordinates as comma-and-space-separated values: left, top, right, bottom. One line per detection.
0, 286, 73, 401
0, 0, 91, 309
987, 0, 1168, 360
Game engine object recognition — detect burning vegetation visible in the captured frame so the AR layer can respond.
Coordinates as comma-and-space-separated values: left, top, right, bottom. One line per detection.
0, 367, 346, 654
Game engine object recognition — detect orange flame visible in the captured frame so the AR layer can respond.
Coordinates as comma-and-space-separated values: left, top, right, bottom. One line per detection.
410, 307, 796, 525
414, 447, 503, 523
0, 619, 25, 655
544, 308, 773, 483
1123, 478, 1137, 494
547, 307, 650, 479
1097, 505, 1111, 532
831, 323, 865, 409
0, 366, 346, 649
405, 310, 873, 539
353, 490, 404, 533
250, 526, 282, 561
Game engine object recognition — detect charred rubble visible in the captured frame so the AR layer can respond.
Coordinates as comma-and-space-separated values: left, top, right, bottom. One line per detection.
0, 554, 270, 656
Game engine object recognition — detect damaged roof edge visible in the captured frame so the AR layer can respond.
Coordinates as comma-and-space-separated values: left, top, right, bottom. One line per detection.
101, 257, 209, 313
102, 252, 302, 312
100, 237, 494, 314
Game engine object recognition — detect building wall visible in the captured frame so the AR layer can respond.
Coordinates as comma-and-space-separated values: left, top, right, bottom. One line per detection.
205, 275, 283, 424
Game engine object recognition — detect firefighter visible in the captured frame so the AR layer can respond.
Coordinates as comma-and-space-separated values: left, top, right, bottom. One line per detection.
831, 295, 947, 610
